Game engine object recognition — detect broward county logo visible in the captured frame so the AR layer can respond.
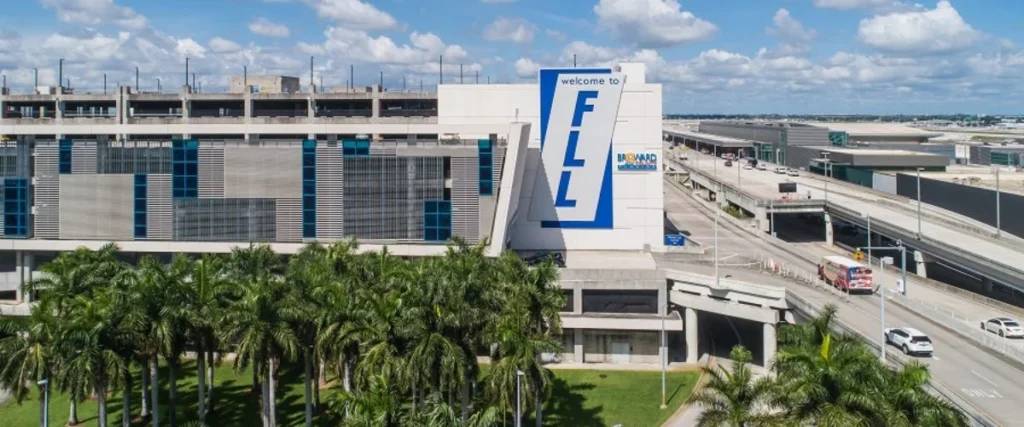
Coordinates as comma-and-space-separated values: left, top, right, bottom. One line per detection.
616, 152, 658, 171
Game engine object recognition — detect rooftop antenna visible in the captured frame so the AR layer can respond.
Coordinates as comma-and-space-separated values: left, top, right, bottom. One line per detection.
191, 73, 196, 91
309, 56, 314, 92
185, 57, 190, 92
439, 55, 443, 85
487, 76, 490, 84
476, 70, 479, 84
420, 79, 423, 92
349, 64, 353, 90
243, 65, 247, 90
379, 71, 383, 90
319, 76, 323, 93
135, 66, 139, 92
34, 68, 38, 92
157, 78, 161, 93
58, 59, 63, 92
403, 76, 406, 91
103, 73, 106, 94
460, 64, 463, 84
573, 54, 577, 68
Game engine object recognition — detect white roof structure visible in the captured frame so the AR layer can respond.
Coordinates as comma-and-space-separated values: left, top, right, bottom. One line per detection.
806, 122, 943, 138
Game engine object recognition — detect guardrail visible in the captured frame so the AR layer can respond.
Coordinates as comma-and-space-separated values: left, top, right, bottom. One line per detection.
786, 291, 996, 427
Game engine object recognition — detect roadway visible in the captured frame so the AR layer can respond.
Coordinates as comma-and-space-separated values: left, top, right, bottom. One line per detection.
674, 148, 1024, 295
662, 177, 1024, 426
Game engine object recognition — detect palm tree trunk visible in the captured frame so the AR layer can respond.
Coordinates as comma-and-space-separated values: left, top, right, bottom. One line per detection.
411, 380, 417, 415
303, 349, 313, 427
535, 386, 542, 427
269, 358, 278, 427
123, 374, 132, 427
461, 378, 470, 424
97, 383, 108, 427
168, 360, 178, 427
69, 399, 79, 425
140, 364, 150, 419
197, 349, 206, 422
150, 357, 160, 427
343, 359, 352, 392
207, 350, 216, 414
261, 374, 270, 427
312, 358, 321, 413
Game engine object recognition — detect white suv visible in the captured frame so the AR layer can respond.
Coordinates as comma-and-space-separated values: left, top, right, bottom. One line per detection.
885, 327, 934, 356
981, 317, 1024, 338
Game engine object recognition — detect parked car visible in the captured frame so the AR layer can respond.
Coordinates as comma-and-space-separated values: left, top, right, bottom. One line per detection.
724, 160, 733, 167
774, 167, 787, 174
743, 164, 753, 170
757, 163, 767, 171
981, 317, 1024, 338
786, 168, 800, 177
885, 327, 934, 356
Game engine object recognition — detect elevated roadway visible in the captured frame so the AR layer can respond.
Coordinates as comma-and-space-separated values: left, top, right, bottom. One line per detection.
673, 149, 1024, 300
662, 177, 1024, 426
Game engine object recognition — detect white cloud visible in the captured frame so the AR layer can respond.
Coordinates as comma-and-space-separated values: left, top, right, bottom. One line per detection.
175, 38, 207, 58
40, 0, 147, 29
321, 28, 468, 65
857, 1, 981, 54
307, 0, 398, 31
561, 41, 627, 64
593, 0, 717, 47
766, 9, 817, 43
482, 18, 536, 44
813, 0, 909, 10
208, 37, 241, 53
545, 29, 565, 41
249, 18, 290, 38
513, 58, 539, 78
297, 42, 326, 56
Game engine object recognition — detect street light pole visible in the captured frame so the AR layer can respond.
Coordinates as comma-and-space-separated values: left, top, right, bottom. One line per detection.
516, 370, 524, 427
916, 168, 922, 238
660, 302, 667, 409
38, 379, 49, 427
996, 168, 1001, 238
879, 256, 894, 362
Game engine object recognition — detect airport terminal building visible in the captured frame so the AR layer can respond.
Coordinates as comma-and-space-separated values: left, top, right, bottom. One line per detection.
0, 63, 680, 364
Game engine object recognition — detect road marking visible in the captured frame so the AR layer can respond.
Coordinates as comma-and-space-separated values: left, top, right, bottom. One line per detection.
961, 388, 1003, 399
971, 370, 999, 387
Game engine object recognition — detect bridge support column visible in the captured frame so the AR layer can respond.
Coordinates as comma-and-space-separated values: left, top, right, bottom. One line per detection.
15, 250, 25, 303
573, 329, 583, 363
914, 250, 928, 279
756, 207, 770, 233
685, 308, 698, 364
983, 277, 994, 294
823, 213, 834, 247
763, 322, 777, 368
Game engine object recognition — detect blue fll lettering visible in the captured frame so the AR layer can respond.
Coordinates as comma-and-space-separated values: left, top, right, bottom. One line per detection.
555, 91, 599, 208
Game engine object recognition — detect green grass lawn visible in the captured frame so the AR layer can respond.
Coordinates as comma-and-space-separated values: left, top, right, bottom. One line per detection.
0, 363, 698, 427
534, 369, 698, 427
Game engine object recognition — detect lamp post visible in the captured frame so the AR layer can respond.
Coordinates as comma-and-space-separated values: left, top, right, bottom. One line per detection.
879, 256, 894, 362
516, 369, 524, 427
660, 301, 667, 409
38, 379, 49, 427
916, 168, 923, 238
996, 167, 1001, 238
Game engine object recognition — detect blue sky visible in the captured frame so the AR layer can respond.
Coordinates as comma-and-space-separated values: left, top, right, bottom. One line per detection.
0, 0, 1021, 114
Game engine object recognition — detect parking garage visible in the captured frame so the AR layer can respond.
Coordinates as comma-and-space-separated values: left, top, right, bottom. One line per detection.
664, 127, 754, 158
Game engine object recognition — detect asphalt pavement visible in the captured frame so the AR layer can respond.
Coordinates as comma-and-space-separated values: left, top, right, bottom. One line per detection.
663, 177, 1024, 426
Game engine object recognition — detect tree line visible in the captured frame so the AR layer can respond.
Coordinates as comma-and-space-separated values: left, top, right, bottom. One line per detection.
688, 305, 969, 427
0, 238, 565, 427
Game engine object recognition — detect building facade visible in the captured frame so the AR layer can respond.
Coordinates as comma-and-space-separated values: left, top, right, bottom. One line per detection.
697, 121, 830, 167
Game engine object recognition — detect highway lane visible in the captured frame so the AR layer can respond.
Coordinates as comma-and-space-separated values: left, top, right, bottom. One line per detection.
663, 178, 1024, 426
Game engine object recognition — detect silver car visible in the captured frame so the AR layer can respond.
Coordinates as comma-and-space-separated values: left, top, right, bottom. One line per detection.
981, 317, 1024, 338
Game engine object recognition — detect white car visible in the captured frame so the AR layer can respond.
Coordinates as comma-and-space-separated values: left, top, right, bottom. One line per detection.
774, 167, 787, 174
786, 169, 800, 177
981, 317, 1024, 338
885, 327, 934, 356
757, 163, 767, 171
743, 164, 753, 170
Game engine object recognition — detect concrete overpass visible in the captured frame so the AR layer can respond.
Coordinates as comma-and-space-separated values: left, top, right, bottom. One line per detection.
674, 153, 1024, 301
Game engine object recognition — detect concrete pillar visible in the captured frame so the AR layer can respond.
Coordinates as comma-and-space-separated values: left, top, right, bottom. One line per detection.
573, 287, 582, 314
983, 277, 994, 294
658, 286, 666, 316
914, 250, 928, 279
763, 322, 777, 368
24, 253, 33, 303
783, 311, 795, 324
685, 308, 698, 363
823, 213, 834, 246
15, 250, 24, 303
371, 85, 380, 119
756, 207, 770, 233
54, 98, 63, 121
573, 328, 583, 363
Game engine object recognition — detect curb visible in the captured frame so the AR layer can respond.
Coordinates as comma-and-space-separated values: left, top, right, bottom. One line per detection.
660, 355, 717, 427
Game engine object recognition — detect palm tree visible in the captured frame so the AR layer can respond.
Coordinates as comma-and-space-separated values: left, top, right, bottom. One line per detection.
151, 255, 193, 427
287, 242, 333, 427
221, 247, 301, 427
58, 295, 127, 427
182, 254, 233, 422
133, 256, 173, 427
879, 362, 967, 427
329, 374, 405, 427
414, 392, 502, 427
773, 333, 886, 426
0, 301, 60, 425
687, 346, 785, 427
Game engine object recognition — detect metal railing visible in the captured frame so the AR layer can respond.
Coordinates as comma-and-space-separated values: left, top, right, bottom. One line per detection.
316, 109, 373, 117
379, 108, 437, 117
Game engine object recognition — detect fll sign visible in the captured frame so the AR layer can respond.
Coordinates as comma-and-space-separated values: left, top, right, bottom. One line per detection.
532, 68, 624, 229
617, 152, 658, 171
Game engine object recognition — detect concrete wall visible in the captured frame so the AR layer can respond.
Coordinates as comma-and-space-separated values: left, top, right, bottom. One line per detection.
896, 173, 1024, 238
58, 174, 134, 240
223, 147, 302, 199
872, 172, 897, 195
582, 329, 659, 363
439, 64, 664, 251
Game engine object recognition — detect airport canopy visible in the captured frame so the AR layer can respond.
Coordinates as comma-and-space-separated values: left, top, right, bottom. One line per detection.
663, 127, 753, 148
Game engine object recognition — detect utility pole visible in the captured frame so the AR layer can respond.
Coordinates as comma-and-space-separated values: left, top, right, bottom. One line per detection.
135, 66, 139, 92
996, 168, 1001, 237
879, 256, 894, 362
916, 168, 923, 238
103, 73, 107, 94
